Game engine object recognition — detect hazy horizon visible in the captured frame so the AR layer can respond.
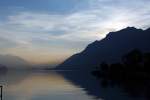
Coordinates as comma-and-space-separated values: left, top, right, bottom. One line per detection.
0, 0, 150, 66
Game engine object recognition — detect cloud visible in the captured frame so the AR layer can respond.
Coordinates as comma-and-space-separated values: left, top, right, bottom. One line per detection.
0, 0, 150, 64
0, 37, 17, 49
3, 0, 150, 40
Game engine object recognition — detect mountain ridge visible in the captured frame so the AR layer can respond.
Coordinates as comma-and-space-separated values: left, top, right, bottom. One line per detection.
0, 54, 31, 69
57, 27, 150, 70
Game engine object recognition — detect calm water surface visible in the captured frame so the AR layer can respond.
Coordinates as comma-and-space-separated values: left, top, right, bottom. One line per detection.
0, 70, 147, 100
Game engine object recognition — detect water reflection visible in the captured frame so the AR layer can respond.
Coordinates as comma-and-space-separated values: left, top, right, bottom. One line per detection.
0, 70, 97, 100
58, 70, 148, 100
0, 70, 147, 100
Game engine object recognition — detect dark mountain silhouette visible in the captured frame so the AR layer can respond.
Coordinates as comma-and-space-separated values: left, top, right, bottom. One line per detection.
57, 27, 150, 70
91, 49, 150, 99
0, 54, 31, 69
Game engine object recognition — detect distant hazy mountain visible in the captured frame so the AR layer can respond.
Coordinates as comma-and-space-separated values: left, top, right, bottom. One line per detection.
57, 27, 150, 70
0, 55, 31, 69
0, 64, 7, 73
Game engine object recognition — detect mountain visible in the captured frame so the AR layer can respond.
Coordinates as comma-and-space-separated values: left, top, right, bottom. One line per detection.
0, 54, 31, 69
0, 64, 7, 73
57, 27, 150, 70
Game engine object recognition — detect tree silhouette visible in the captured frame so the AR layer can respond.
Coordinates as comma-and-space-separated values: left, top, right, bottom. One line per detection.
100, 62, 109, 72
143, 52, 150, 73
92, 49, 150, 99
122, 49, 143, 65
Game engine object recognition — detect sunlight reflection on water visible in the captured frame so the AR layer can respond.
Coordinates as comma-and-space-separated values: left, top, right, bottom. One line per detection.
0, 70, 99, 100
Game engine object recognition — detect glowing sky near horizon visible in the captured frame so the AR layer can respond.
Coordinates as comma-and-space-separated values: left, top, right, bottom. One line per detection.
0, 0, 150, 65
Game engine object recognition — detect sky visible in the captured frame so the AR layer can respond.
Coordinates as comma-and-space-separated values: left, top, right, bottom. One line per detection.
0, 0, 150, 65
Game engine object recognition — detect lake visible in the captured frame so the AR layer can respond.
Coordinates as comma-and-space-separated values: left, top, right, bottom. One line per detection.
0, 70, 148, 100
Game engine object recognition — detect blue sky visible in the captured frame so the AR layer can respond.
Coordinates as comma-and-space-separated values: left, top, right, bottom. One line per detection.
0, 0, 150, 65
0, 0, 83, 13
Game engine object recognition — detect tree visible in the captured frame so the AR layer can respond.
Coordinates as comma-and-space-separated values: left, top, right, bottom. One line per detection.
100, 62, 109, 72
122, 49, 143, 70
